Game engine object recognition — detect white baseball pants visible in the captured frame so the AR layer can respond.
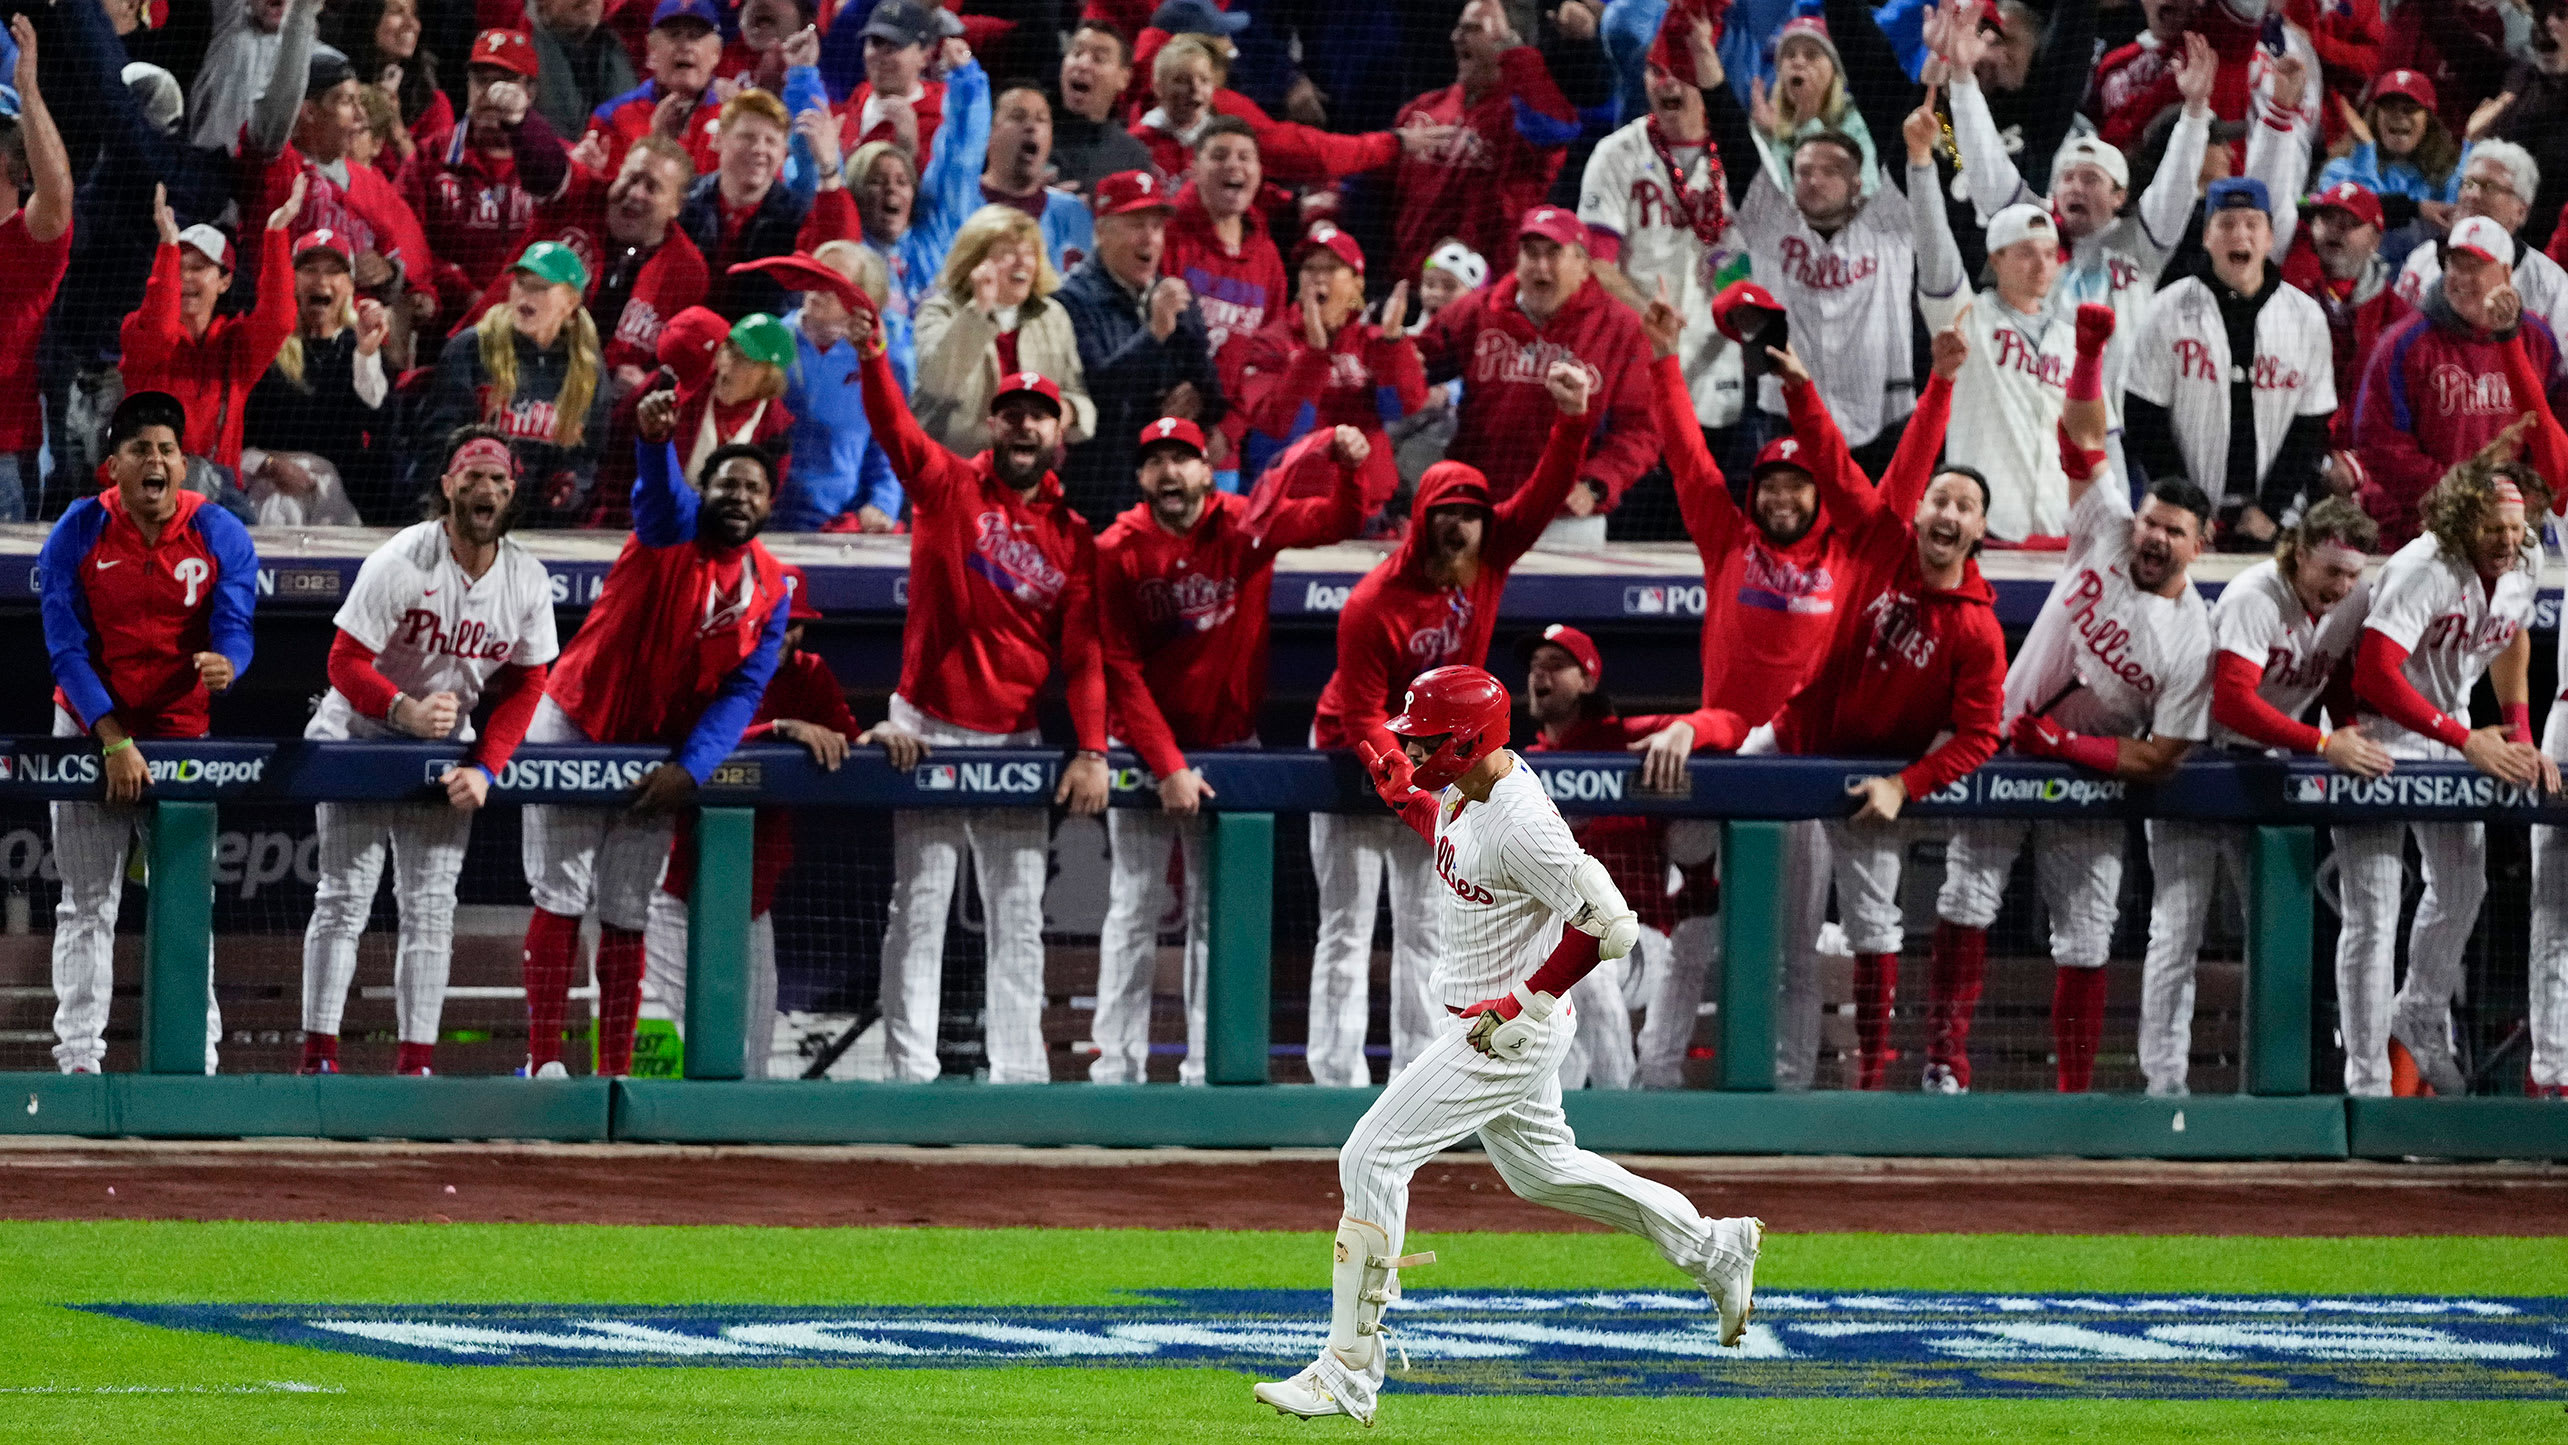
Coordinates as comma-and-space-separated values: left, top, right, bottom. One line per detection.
1633, 822, 1720, 1090
1305, 810, 1441, 1087
300, 801, 473, 1044
1339, 1002, 1750, 1288
1937, 818, 2127, 971
1767, 820, 1837, 1090
2532, 706, 2568, 1090
875, 696, 1052, 1085
519, 698, 673, 932
1557, 942, 1639, 1090
2331, 820, 2484, 1097
642, 887, 780, 1078
2138, 820, 2250, 1097
1091, 807, 1209, 1085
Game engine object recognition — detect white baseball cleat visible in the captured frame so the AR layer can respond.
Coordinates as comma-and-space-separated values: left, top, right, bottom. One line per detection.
1253, 1345, 1384, 1426
1702, 1216, 1764, 1347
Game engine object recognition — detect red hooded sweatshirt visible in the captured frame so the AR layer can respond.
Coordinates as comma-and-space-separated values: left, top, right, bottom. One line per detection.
1387, 44, 1575, 286
1234, 310, 1427, 518
1129, 93, 1402, 191
118, 231, 296, 471
858, 345, 1108, 746
1162, 182, 1288, 386
1097, 459, 1366, 777
1311, 413, 1588, 753
2352, 294, 2566, 549
1413, 273, 1657, 512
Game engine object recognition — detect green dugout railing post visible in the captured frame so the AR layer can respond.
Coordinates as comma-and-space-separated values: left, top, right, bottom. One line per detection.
1719, 820, 1783, 1092
682, 806, 757, 1080
2245, 824, 2317, 1096
140, 800, 217, 1075
1205, 811, 1275, 1085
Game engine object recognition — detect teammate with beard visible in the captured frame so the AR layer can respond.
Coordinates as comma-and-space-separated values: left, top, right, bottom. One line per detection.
300, 427, 558, 1075
848, 297, 1111, 1086
515, 393, 790, 1078
1929, 304, 2217, 1094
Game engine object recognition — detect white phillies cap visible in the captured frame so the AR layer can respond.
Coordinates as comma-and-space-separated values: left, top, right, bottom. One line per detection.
2050, 135, 2129, 192
2447, 214, 2515, 268
175, 223, 233, 271
1985, 202, 2057, 256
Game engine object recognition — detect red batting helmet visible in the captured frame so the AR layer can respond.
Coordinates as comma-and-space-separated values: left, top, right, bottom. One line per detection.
1384, 665, 1513, 790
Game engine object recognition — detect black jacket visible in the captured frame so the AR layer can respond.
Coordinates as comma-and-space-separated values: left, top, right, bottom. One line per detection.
1054, 256, 1228, 528
677, 175, 813, 320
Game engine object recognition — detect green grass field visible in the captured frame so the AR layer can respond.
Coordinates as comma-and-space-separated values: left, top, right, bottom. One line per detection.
8, 1223, 2562, 1442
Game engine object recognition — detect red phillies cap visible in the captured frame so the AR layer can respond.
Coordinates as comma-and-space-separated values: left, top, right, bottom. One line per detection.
779, 563, 822, 622
991, 370, 1064, 415
2308, 181, 2383, 230
1516, 205, 1591, 252
1093, 169, 1174, 218
291, 228, 354, 268
469, 28, 539, 78
1752, 435, 1810, 477
1517, 622, 1604, 682
1136, 415, 1205, 457
1291, 221, 1365, 275
2365, 69, 2436, 112
1711, 279, 1785, 344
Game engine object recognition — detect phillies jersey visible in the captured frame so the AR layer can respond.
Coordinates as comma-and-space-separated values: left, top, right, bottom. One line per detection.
2125, 276, 2337, 500
40, 488, 258, 740
1920, 287, 2078, 542
2004, 477, 2214, 742
1734, 168, 1916, 445
2209, 558, 2372, 752
307, 521, 561, 743
1577, 116, 1745, 428
544, 440, 789, 782
1425, 758, 1598, 1009
2358, 533, 2539, 759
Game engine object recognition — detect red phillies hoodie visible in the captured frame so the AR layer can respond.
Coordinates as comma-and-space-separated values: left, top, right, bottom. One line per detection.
1311, 414, 1588, 753
857, 346, 1108, 745
1234, 311, 1427, 517
1162, 182, 1288, 389
1413, 273, 1657, 512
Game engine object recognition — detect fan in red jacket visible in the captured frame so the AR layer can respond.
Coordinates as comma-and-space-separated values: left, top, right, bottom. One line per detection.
2282, 181, 2402, 451
1411, 207, 1657, 524
1301, 360, 1594, 1088
119, 180, 303, 472
1126, 32, 1422, 190
834, 0, 954, 159
581, 0, 731, 177
405, 31, 573, 317
1233, 222, 1426, 518
1161, 122, 1287, 395
460, 137, 709, 380
244, 53, 437, 314
1386, 0, 1576, 287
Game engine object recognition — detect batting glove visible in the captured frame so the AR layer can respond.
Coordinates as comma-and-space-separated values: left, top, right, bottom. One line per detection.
1463, 983, 1558, 1062
1356, 737, 1417, 804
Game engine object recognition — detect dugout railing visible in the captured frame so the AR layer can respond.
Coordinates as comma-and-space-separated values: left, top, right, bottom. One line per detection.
2, 740, 2564, 1162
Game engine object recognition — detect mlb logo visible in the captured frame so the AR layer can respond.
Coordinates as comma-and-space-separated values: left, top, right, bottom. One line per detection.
916, 765, 958, 791
2289, 775, 2328, 804
0, 756, 12, 781
1625, 586, 1667, 615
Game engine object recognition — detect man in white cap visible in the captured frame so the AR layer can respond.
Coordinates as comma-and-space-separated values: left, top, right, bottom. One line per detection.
2392, 140, 2568, 350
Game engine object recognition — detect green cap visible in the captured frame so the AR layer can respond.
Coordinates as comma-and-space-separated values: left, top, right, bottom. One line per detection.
728, 312, 797, 370
511, 240, 590, 294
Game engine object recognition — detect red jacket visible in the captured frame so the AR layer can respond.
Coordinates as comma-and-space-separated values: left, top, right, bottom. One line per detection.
118, 231, 296, 470
1414, 274, 1657, 512
858, 346, 1107, 745
1312, 414, 1588, 752
1388, 46, 1574, 287
248, 145, 436, 300
1130, 94, 1402, 191
2284, 243, 2403, 447
838, 78, 948, 163
1097, 468, 1364, 777
662, 646, 860, 915
2089, 6, 2265, 157
2353, 293, 2566, 548
584, 80, 723, 179
406, 119, 571, 318
461, 169, 710, 374
1234, 311, 1426, 517
1162, 183, 1287, 392
1765, 374, 2003, 801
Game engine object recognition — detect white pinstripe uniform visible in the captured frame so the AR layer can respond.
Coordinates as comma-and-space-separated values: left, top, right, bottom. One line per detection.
1577, 115, 1746, 429
520, 697, 677, 930
642, 890, 779, 1078
2333, 535, 2537, 1096
2123, 276, 2337, 509
2530, 536, 2568, 1091
1937, 478, 2214, 969
2141, 560, 2369, 1095
1092, 802, 1211, 1086
1733, 165, 1917, 447
303, 522, 558, 1046
1307, 722, 1446, 1086
1336, 759, 1753, 1304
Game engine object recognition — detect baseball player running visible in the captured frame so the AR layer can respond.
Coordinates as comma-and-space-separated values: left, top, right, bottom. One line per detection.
2139, 499, 2389, 1096
300, 427, 557, 1075
1930, 305, 2217, 1093
517, 393, 790, 1078
2339, 426, 2558, 1097
1305, 363, 1593, 1086
38, 391, 256, 1074
847, 298, 1110, 1085
1253, 665, 1761, 1427
1090, 417, 1366, 1085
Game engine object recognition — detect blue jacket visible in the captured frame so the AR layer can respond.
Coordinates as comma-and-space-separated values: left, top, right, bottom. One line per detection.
775, 308, 915, 530
1031, 188, 1097, 276
2318, 144, 2463, 206
785, 59, 991, 321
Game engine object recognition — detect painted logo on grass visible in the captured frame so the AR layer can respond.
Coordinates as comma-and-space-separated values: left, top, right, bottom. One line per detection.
83, 1291, 2568, 1399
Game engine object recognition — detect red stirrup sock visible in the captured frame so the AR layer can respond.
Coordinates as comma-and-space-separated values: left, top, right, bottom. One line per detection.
594, 927, 647, 1077
1927, 923, 1987, 1088
395, 1042, 436, 1075
1852, 952, 1899, 1090
521, 908, 582, 1069
2052, 966, 2111, 1093
299, 1032, 339, 1074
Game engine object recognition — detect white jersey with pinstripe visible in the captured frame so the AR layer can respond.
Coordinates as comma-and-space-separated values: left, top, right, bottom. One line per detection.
2356, 534, 2537, 760
2002, 477, 2214, 742
2208, 558, 2371, 751
2123, 276, 2336, 501
1425, 757, 1594, 1011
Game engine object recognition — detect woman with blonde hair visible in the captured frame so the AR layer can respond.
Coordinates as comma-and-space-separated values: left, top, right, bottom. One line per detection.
1750, 16, 1877, 193
245, 231, 393, 519
910, 203, 1096, 457
420, 240, 609, 522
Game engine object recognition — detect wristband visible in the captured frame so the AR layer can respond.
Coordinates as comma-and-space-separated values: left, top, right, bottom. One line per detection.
101, 737, 134, 757
2431, 713, 2474, 751
2503, 702, 2534, 741
2314, 728, 2331, 757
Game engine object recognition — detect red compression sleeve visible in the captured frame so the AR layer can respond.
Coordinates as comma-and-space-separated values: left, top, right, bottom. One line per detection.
1523, 927, 1603, 998
2211, 652, 2326, 752
2355, 632, 2473, 750
327, 629, 403, 720
469, 662, 548, 775
2504, 701, 2535, 745
2058, 732, 2122, 773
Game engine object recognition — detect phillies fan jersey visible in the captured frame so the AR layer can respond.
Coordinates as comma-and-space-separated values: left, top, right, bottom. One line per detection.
2209, 558, 2372, 752
2395, 230, 2568, 348
1734, 167, 1916, 446
1920, 286, 2078, 542
307, 521, 561, 743
40, 488, 258, 740
1576, 116, 1745, 428
1424, 758, 1601, 1010
2004, 475, 2214, 743
2125, 276, 2337, 501
2358, 533, 2539, 759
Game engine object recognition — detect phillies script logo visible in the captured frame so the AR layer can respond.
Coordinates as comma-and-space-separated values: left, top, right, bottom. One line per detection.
481, 393, 562, 442
1775, 236, 1878, 291
1435, 836, 1495, 904
1134, 571, 1239, 634
1405, 590, 1475, 664
2263, 641, 2340, 691
1740, 547, 1834, 615
2420, 610, 2521, 656
965, 513, 1068, 609
1863, 590, 1937, 670
393, 609, 513, 660
1471, 332, 1603, 392
2061, 569, 2159, 694
2428, 365, 2514, 417
2172, 340, 2305, 391
1993, 328, 2067, 386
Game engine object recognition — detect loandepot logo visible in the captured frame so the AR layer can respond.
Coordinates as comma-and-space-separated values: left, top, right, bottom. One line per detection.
83, 1292, 2568, 1400
1984, 775, 2126, 807
6, 755, 266, 789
